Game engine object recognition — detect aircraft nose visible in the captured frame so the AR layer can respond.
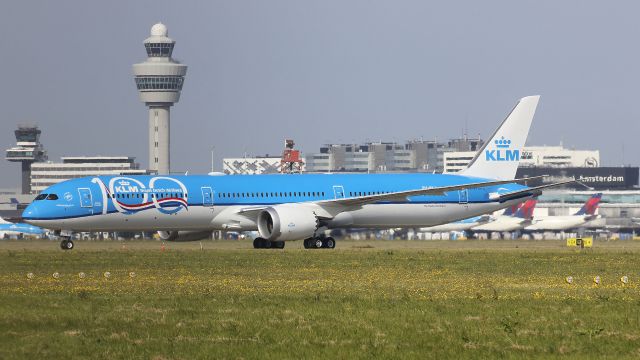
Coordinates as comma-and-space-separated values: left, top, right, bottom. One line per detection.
22, 204, 39, 224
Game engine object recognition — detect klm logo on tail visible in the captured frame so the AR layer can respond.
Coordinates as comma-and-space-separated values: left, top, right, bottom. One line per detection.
485, 137, 520, 162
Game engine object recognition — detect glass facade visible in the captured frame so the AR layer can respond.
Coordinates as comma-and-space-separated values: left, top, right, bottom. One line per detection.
539, 192, 640, 204
135, 76, 184, 91
144, 42, 174, 57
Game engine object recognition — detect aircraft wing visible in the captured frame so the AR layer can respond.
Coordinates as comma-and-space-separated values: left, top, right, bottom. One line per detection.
236, 176, 568, 219
316, 176, 551, 208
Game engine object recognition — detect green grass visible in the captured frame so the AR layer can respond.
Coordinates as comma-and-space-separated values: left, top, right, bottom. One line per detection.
1, 239, 640, 359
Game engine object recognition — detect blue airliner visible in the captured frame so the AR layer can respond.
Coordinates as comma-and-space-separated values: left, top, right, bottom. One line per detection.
0, 217, 46, 239
22, 96, 571, 250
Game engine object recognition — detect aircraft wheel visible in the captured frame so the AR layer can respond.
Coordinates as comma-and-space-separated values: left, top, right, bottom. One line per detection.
303, 238, 312, 249
324, 237, 336, 249
60, 239, 74, 250
273, 241, 285, 249
314, 238, 323, 249
253, 238, 264, 249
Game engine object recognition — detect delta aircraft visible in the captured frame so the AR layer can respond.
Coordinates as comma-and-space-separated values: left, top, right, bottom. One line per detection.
0, 217, 46, 239
417, 214, 493, 233
524, 193, 602, 231
470, 198, 538, 233
22, 95, 573, 250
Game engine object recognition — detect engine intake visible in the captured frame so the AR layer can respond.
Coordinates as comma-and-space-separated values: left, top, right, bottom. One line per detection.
157, 230, 212, 242
257, 205, 318, 241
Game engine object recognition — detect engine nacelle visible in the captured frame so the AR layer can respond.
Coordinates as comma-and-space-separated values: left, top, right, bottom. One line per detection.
257, 205, 318, 241
157, 230, 212, 242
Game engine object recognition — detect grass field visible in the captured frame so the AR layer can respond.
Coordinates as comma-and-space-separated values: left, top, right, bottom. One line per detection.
1, 239, 640, 359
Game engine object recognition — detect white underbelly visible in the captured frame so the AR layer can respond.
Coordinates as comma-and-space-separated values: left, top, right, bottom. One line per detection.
331, 200, 521, 229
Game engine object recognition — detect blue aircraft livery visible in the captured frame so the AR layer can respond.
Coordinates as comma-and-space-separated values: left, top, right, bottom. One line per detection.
22, 96, 571, 250
0, 219, 46, 239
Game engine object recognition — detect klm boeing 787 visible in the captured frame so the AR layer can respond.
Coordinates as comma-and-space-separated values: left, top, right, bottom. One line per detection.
23, 95, 571, 250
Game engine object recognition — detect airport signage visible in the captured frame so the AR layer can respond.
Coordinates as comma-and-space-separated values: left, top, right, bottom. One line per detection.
515, 167, 639, 190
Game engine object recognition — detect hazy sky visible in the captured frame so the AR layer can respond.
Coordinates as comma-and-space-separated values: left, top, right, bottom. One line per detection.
1, 1, 639, 188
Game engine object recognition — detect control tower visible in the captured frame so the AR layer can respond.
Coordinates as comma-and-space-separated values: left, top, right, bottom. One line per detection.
132, 23, 187, 174
5, 126, 47, 194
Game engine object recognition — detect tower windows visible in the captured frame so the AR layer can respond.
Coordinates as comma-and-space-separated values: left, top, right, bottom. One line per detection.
135, 76, 184, 91
144, 42, 174, 57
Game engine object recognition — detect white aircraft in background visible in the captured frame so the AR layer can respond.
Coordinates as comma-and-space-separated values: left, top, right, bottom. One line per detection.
419, 201, 526, 233
418, 214, 493, 232
471, 198, 537, 232
525, 193, 602, 231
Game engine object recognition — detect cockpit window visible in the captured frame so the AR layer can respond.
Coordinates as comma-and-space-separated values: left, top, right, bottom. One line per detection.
46, 194, 59, 200
34, 194, 47, 201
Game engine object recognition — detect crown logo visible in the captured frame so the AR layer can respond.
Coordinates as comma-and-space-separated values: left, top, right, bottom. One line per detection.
494, 136, 511, 149
118, 180, 130, 186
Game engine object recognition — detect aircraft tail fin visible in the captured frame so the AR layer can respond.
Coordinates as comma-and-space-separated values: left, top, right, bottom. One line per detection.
575, 193, 602, 216
502, 203, 521, 216
513, 198, 537, 220
461, 95, 540, 180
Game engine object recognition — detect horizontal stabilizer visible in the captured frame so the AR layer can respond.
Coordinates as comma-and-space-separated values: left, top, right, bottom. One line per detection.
495, 180, 575, 203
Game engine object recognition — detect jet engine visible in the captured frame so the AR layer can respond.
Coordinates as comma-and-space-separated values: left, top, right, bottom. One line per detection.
157, 230, 212, 242
257, 205, 318, 241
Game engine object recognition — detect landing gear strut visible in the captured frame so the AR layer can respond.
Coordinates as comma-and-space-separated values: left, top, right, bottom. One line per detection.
303, 236, 336, 249
253, 237, 285, 249
60, 238, 74, 250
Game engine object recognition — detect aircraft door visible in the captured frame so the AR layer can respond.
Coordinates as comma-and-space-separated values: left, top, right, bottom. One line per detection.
78, 188, 93, 208
458, 189, 469, 204
201, 187, 214, 206
333, 185, 345, 199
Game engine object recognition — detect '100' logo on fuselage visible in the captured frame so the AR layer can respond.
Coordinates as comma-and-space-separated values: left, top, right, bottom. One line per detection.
92, 177, 188, 215
485, 136, 519, 162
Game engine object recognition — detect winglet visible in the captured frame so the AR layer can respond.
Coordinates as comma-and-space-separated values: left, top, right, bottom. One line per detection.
461, 96, 540, 180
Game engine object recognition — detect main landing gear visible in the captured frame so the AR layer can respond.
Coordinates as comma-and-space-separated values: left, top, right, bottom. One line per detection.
253, 237, 285, 249
303, 236, 336, 249
60, 238, 74, 250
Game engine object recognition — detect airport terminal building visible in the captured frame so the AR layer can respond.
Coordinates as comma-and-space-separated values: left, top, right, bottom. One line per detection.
30, 156, 149, 194
223, 156, 283, 175
305, 137, 483, 173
